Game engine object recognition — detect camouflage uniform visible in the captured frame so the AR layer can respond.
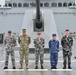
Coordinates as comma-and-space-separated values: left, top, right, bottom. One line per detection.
18, 35, 31, 65
34, 38, 45, 66
4, 36, 16, 67
61, 35, 73, 68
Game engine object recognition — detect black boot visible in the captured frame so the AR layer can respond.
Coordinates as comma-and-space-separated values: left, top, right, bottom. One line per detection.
54, 67, 57, 69
63, 64, 66, 69
4, 66, 8, 69
41, 65, 44, 69
35, 66, 38, 69
13, 66, 16, 69
68, 64, 72, 69
51, 67, 53, 69
51, 67, 55, 69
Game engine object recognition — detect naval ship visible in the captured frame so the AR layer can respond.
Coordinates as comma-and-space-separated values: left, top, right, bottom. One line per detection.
0, 1, 76, 33
0, 0, 76, 75
0, 0, 76, 47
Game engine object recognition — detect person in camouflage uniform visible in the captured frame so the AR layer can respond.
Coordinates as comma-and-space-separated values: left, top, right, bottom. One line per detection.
18, 29, 31, 69
4, 31, 16, 69
34, 33, 45, 69
61, 29, 73, 69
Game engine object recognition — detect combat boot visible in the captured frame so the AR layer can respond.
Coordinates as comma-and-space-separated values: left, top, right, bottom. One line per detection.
68, 64, 72, 69
54, 67, 57, 69
51, 67, 54, 69
19, 64, 23, 69
26, 64, 28, 69
4, 66, 8, 69
13, 66, 16, 69
63, 64, 66, 69
35, 66, 38, 69
41, 65, 44, 69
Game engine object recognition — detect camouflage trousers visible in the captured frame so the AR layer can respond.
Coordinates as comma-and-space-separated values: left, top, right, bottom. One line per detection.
63, 50, 72, 65
35, 50, 44, 66
5, 50, 15, 67
19, 48, 29, 65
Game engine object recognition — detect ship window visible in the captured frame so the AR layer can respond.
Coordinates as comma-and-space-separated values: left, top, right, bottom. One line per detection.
58, 2, 62, 7
30, 2, 36, 7
8, 3, 12, 7
63, 2, 67, 7
23, 3, 29, 7
44, 2, 49, 7
0, 5, 1, 7
40, 3, 43, 7
13, 3, 17, 7
5, 4, 7, 7
23, 3, 26, 7
18, 3, 22, 7
73, 3, 75, 6
68, 2, 72, 6
51, 2, 57, 7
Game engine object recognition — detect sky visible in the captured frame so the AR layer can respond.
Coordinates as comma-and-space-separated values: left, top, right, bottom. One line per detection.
0, 0, 5, 6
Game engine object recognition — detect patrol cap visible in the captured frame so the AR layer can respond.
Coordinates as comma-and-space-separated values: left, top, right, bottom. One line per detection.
22, 29, 26, 32
37, 33, 41, 35
8, 31, 12, 33
65, 29, 69, 31
52, 34, 56, 36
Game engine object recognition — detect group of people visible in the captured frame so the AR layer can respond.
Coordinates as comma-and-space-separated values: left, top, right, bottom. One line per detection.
3, 29, 73, 70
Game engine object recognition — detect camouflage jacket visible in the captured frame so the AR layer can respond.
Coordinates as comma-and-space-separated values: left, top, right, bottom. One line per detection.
61, 35, 73, 51
34, 38, 45, 50
4, 36, 16, 50
18, 35, 31, 48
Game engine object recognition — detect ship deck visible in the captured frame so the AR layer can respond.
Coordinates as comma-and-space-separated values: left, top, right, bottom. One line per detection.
0, 44, 76, 75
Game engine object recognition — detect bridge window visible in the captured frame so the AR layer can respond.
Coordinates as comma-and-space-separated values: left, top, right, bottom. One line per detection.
23, 3, 29, 7
73, 3, 75, 6
5, 4, 7, 7
8, 3, 12, 7
18, 3, 22, 7
68, 2, 72, 6
63, 2, 67, 7
40, 3, 43, 7
13, 3, 17, 7
58, 2, 62, 7
30, 2, 36, 7
44, 2, 49, 7
23, 3, 26, 7
51, 2, 57, 7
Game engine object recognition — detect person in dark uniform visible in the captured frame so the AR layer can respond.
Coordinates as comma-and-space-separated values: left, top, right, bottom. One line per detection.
61, 29, 73, 69
49, 34, 59, 69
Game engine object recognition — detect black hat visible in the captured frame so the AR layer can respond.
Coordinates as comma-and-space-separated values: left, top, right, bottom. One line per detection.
52, 34, 56, 36
8, 31, 12, 33
37, 33, 41, 35
65, 29, 69, 31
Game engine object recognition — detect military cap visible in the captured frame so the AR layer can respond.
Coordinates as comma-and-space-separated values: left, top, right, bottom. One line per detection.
37, 33, 41, 35
22, 29, 26, 32
52, 34, 56, 36
8, 31, 12, 33
65, 29, 69, 31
